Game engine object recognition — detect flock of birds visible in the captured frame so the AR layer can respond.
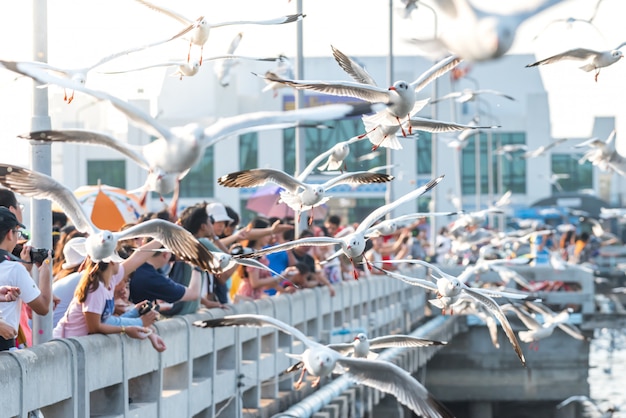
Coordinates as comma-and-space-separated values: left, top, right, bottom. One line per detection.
1, 0, 624, 416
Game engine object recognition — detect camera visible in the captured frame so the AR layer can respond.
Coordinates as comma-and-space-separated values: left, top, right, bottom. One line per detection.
138, 300, 159, 316
12, 244, 53, 264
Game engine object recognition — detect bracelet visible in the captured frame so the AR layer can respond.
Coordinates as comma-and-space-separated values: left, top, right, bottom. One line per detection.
121, 326, 126, 335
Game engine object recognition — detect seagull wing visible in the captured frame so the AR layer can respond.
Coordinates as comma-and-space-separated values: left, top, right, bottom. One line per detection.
369, 265, 438, 293
115, 219, 215, 272
337, 356, 455, 418
526, 48, 601, 67
0, 164, 95, 234
408, 117, 497, 133
462, 286, 526, 366
474, 89, 516, 101
21, 130, 151, 170
234, 237, 342, 260
193, 314, 317, 350
331, 45, 378, 86
134, 0, 194, 25
356, 175, 444, 233
208, 13, 305, 29
0, 60, 173, 141
201, 102, 384, 149
255, 73, 393, 104
368, 335, 447, 349
409, 54, 462, 94
321, 171, 393, 191
428, 91, 461, 105
217, 168, 305, 192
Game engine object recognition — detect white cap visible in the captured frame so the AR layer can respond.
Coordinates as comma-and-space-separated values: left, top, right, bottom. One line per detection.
61, 237, 87, 270
206, 202, 233, 223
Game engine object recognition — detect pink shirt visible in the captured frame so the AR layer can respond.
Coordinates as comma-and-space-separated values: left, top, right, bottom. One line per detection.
53, 265, 125, 338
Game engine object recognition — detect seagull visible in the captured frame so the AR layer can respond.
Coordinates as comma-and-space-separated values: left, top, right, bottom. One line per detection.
217, 168, 394, 223
575, 130, 626, 176
134, 0, 304, 65
365, 211, 460, 238
102, 54, 281, 81
532, 0, 606, 41
3, 58, 384, 199
412, 0, 565, 61
193, 314, 456, 418
19, 32, 186, 103
429, 88, 515, 105
556, 395, 619, 418
526, 44, 626, 82
493, 144, 528, 161
255, 52, 462, 146
521, 138, 570, 159
372, 259, 531, 366
282, 332, 447, 376
260, 55, 294, 97
0, 164, 216, 271
312, 134, 367, 172
234, 175, 445, 279
539, 173, 570, 192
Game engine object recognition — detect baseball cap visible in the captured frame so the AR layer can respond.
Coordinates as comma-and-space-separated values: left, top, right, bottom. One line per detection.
206, 202, 233, 223
61, 237, 87, 270
0, 206, 26, 232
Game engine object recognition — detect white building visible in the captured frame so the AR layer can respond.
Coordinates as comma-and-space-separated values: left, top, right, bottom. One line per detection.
46, 53, 623, 230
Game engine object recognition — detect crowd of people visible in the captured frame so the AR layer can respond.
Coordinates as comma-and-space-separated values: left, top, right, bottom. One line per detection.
0, 186, 615, 353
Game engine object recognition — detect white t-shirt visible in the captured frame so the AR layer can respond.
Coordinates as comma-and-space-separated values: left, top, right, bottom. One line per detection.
0, 260, 41, 331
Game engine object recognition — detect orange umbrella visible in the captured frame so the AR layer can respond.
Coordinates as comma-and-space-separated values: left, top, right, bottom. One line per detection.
54, 184, 146, 231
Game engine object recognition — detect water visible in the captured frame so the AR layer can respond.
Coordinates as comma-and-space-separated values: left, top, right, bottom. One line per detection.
587, 328, 626, 417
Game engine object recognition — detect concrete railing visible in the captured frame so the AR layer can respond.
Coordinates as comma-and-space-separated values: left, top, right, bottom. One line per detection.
1, 273, 434, 418
1, 264, 597, 418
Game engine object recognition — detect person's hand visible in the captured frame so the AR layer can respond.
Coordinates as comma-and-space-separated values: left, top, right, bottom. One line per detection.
0, 318, 17, 340
148, 332, 167, 352
233, 227, 250, 242
0, 286, 20, 302
141, 310, 159, 327
52, 294, 61, 310
37, 251, 52, 276
19, 244, 33, 272
124, 325, 151, 340
272, 221, 294, 235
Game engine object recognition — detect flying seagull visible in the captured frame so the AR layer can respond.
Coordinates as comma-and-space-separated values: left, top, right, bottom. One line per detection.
526, 43, 626, 82
193, 314, 455, 418
429, 88, 515, 105
0, 164, 216, 272
217, 168, 394, 223
134, 0, 304, 65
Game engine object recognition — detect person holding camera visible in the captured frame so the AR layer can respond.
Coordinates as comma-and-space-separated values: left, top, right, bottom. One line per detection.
0, 206, 52, 351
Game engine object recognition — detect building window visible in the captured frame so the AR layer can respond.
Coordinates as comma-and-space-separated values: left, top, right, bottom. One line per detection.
87, 160, 125, 188
417, 133, 432, 175
179, 147, 214, 198
239, 132, 258, 170
551, 153, 593, 192
462, 132, 526, 195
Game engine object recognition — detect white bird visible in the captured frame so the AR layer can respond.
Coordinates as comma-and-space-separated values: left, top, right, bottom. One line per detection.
371, 258, 531, 366
539, 173, 570, 192
217, 168, 393, 223
282, 332, 447, 375
234, 175, 445, 279
575, 130, 626, 176
134, 0, 304, 65
521, 137, 570, 159
193, 314, 456, 418
260, 55, 294, 97
365, 211, 460, 238
313, 134, 367, 172
556, 395, 619, 418
526, 44, 626, 82
600, 207, 626, 219
102, 54, 281, 81
532, 6, 606, 42
20, 32, 186, 103
413, 0, 565, 61
257, 52, 462, 146
493, 144, 528, 160
4, 57, 384, 199
429, 88, 515, 105
0, 164, 216, 271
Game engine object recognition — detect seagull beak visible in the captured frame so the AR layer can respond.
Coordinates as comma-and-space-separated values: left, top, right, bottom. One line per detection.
388, 86, 396, 91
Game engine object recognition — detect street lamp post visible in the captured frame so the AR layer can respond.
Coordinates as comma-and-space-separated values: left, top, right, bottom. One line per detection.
30, 0, 53, 345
